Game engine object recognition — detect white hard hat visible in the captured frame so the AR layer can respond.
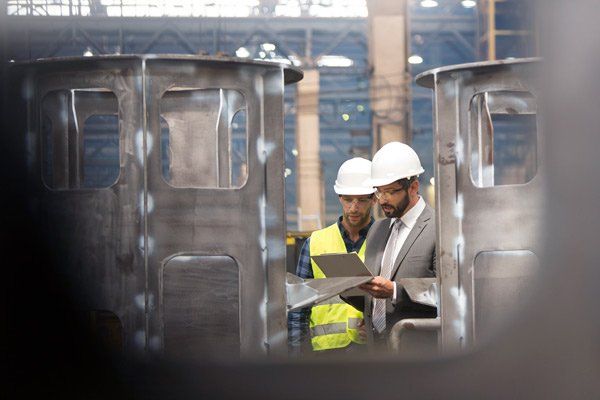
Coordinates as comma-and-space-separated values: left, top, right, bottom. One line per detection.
333, 157, 376, 195
367, 142, 424, 187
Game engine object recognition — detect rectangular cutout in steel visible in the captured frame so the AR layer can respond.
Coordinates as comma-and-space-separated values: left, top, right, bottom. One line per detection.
159, 116, 171, 181
231, 109, 248, 187
473, 250, 539, 343
160, 88, 247, 188
163, 255, 240, 359
41, 89, 120, 189
469, 91, 537, 187
82, 310, 123, 354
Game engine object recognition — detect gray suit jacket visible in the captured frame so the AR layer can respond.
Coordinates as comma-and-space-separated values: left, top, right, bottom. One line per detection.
345, 203, 437, 334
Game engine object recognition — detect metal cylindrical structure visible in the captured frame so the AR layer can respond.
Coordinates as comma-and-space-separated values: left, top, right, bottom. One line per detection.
417, 58, 542, 353
10, 55, 302, 359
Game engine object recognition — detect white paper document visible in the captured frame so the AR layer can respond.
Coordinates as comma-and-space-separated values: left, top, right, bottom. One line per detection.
285, 252, 376, 311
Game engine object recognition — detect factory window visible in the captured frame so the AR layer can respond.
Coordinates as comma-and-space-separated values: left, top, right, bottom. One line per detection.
159, 116, 171, 181
159, 88, 248, 188
41, 89, 120, 189
469, 91, 537, 187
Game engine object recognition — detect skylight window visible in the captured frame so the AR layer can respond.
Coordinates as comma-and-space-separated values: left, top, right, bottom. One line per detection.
7, 0, 369, 18
316, 55, 354, 68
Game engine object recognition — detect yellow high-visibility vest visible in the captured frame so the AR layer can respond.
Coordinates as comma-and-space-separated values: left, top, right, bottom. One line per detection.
309, 223, 366, 351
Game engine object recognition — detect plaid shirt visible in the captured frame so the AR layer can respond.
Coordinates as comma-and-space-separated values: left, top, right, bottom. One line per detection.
287, 216, 374, 353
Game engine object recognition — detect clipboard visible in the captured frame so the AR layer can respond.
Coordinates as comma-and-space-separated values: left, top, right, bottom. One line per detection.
310, 252, 373, 299
310, 252, 373, 278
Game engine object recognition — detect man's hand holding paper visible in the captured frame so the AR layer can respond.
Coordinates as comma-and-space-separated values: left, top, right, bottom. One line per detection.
359, 276, 394, 298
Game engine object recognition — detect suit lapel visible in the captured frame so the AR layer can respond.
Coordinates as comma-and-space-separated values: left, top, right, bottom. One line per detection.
372, 219, 393, 276
389, 205, 432, 279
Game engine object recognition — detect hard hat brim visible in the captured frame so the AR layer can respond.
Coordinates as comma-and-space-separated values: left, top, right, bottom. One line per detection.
365, 167, 424, 188
333, 185, 376, 195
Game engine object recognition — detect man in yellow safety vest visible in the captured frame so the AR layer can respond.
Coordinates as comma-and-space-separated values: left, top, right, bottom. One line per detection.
288, 157, 376, 354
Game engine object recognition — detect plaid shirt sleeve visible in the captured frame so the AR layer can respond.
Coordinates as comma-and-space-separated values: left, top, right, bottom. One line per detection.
295, 237, 314, 280
287, 238, 312, 353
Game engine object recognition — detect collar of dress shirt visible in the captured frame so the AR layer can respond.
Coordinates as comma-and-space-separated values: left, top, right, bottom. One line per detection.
389, 196, 426, 229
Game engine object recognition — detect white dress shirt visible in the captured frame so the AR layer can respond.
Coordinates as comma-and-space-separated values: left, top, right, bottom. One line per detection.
380, 196, 426, 303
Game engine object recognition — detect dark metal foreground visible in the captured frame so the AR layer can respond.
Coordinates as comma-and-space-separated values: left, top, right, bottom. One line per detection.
5, 2, 600, 396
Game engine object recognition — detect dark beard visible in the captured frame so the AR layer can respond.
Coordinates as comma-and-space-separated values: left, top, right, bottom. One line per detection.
382, 194, 410, 218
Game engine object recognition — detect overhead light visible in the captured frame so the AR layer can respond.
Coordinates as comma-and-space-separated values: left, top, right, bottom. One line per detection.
291, 148, 299, 156
258, 51, 266, 59
420, 0, 439, 8
408, 55, 424, 64
461, 0, 477, 8
235, 47, 250, 58
430, 177, 435, 186
261, 43, 276, 52
9, 59, 15, 63
83, 48, 94, 57
341, 113, 350, 121
356, 104, 365, 112
317, 55, 353, 68
284, 168, 292, 178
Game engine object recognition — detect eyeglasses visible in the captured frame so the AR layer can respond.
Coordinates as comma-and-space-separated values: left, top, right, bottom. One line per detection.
374, 188, 405, 200
340, 196, 373, 206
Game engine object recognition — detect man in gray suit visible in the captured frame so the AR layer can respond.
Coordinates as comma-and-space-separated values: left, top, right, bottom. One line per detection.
356, 141, 436, 344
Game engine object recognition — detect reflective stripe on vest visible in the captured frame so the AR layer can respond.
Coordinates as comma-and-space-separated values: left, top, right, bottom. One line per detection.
311, 322, 347, 337
311, 317, 362, 336
309, 223, 366, 351
348, 317, 362, 329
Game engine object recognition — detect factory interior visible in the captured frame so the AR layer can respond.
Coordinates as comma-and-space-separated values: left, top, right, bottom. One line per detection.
1, 1, 600, 398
